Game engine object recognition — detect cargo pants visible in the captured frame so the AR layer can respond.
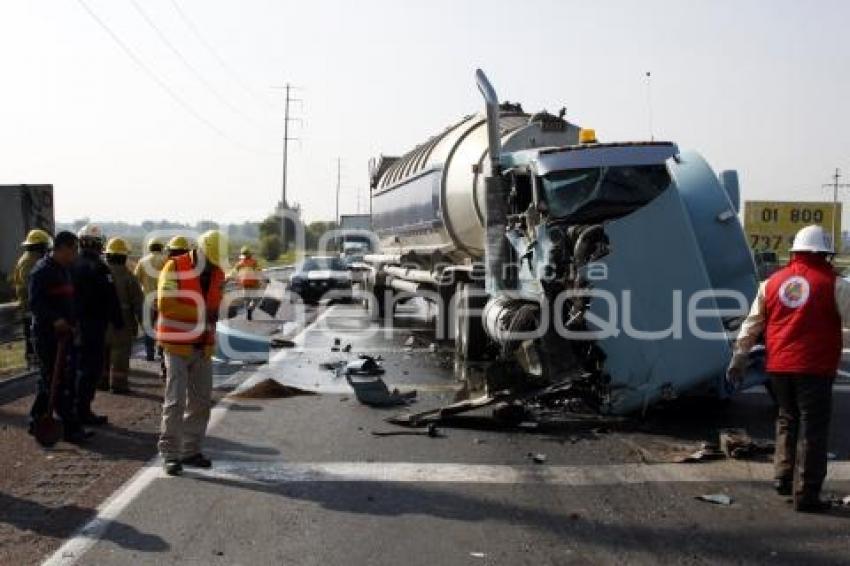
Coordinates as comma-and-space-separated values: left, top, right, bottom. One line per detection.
771, 373, 833, 497
157, 348, 212, 461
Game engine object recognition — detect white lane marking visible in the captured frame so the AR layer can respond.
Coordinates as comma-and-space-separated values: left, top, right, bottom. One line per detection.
42, 310, 331, 566
192, 460, 850, 486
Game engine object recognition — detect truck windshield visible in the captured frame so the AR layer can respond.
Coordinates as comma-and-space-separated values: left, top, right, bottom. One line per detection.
302, 257, 345, 271
541, 165, 670, 223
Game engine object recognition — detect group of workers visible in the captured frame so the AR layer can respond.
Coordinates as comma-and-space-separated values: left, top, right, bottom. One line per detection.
14, 225, 263, 475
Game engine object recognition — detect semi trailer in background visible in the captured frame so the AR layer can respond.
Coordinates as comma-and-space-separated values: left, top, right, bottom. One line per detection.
364, 70, 760, 415
0, 185, 54, 302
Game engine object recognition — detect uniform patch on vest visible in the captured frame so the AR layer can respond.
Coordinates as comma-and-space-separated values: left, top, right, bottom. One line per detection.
778, 275, 810, 308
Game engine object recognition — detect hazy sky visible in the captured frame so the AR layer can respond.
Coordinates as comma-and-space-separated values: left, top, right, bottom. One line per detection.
2, 0, 849, 225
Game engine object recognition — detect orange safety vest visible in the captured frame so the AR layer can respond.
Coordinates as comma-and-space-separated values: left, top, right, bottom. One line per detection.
156, 253, 224, 346
234, 257, 262, 289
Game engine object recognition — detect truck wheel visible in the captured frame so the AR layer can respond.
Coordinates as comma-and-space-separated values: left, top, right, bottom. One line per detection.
453, 283, 487, 382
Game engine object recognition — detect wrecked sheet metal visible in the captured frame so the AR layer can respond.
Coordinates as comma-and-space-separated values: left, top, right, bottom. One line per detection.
586, 187, 736, 414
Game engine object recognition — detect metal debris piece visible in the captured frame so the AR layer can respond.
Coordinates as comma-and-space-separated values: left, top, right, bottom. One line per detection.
344, 356, 385, 376
270, 337, 295, 348
470, 552, 486, 559
342, 343, 352, 353
347, 374, 416, 407
331, 337, 341, 352
719, 428, 773, 459
695, 493, 733, 506
371, 423, 441, 438
404, 336, 415, 347
428, 343, 437, 353
843, 495, 850, 506
528, 452, 547, 464
387, 391, 510, 427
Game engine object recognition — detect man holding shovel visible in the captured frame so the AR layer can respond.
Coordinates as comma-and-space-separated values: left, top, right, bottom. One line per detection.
28, 231, 89, 444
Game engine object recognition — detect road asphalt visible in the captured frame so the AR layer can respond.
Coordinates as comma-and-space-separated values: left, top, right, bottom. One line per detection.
42, 303, 850, 566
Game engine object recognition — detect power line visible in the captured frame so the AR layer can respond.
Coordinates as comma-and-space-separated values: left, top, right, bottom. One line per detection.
169, 0, 272, 109
75, 0, 271, 154
128, 0, 267, 129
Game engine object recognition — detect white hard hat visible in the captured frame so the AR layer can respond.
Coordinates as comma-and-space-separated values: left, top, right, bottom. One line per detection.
77, 223, 103, 240
790, 225, 833, 253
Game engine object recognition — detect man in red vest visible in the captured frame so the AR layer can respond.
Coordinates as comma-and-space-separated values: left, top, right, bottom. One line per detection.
728, 225, 849, 512
156, 230, 227, 476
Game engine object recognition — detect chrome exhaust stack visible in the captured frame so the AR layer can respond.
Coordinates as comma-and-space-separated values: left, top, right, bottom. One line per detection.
475, 69, 508, 294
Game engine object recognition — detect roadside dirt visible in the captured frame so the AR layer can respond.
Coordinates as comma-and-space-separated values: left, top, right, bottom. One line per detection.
0, 357, 223, 566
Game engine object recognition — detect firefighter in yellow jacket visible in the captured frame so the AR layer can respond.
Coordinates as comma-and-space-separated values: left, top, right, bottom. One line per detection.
229, 245, 265, 320
157, 230, 227, 476
103, 238, 144, 393
13, 229, 51, 367
134, 239, 165, 361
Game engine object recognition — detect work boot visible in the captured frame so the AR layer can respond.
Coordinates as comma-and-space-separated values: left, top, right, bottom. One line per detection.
64, 428, 94, 444
79, 412, 109, 426
182, 453, 212, 468
163, 460, 183, 476
774, 478, 792, 496
794, 492, 831, 513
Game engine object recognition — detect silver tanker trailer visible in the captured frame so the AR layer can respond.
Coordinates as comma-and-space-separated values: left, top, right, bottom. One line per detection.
365, 70, 762, 415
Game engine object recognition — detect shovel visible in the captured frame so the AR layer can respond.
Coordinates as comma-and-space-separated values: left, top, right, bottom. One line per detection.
33, 338, 67, 447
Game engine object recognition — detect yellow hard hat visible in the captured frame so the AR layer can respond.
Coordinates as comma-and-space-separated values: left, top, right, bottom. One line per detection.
105, 237, 130, 256
240, 245, 252, 256
198, 230, 228, 267
167, 235, 190, 252
22, 229, 51, 247
147, 238, 163, 252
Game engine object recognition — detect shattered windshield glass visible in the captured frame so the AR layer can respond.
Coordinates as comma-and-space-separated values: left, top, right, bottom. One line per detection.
541, 164, 671, 223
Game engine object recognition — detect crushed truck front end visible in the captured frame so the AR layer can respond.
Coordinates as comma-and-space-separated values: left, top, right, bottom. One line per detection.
489, 141, 760, 414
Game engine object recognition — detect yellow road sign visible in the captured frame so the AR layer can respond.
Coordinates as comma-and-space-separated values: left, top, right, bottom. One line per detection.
743, 201, 842, 254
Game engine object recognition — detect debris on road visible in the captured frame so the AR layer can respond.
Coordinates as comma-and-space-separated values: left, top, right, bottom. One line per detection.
331, 337, 341, 352
342, 343, 352, 352
676, 442, 725, 463
347, 374, 417, 407
345, 356, 385, 376
470, 552, 486, 559
719, 428, 774, 459
270, 337, 295, 348
320, 360, 346, 372
404, 336, 415, 348
229, 379, 316, 399
528, 452, 547, 464
371, 424, 442, 438
695, 493, 733, 506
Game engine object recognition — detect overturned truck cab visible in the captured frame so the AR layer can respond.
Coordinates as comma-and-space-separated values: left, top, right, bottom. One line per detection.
365, 70, 761, 415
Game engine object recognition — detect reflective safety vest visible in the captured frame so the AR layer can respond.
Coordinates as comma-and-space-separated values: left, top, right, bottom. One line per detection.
234, 257, 262, 289
764, 254, 842, 376
155, 253, 224, 346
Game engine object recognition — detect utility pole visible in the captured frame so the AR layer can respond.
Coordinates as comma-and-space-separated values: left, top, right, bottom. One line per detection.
822, 167, 850, 250
644, 71, 654, 142
271, 82, 301, 251
335, 157, 341, 226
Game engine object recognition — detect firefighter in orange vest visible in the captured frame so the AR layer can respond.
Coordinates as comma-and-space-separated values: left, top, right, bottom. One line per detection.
728, 225, 850, 513
156, 230, 227, 476
229, 245, 264, 320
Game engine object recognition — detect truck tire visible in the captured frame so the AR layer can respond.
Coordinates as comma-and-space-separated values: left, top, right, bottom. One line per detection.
453, 283, 487, 382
